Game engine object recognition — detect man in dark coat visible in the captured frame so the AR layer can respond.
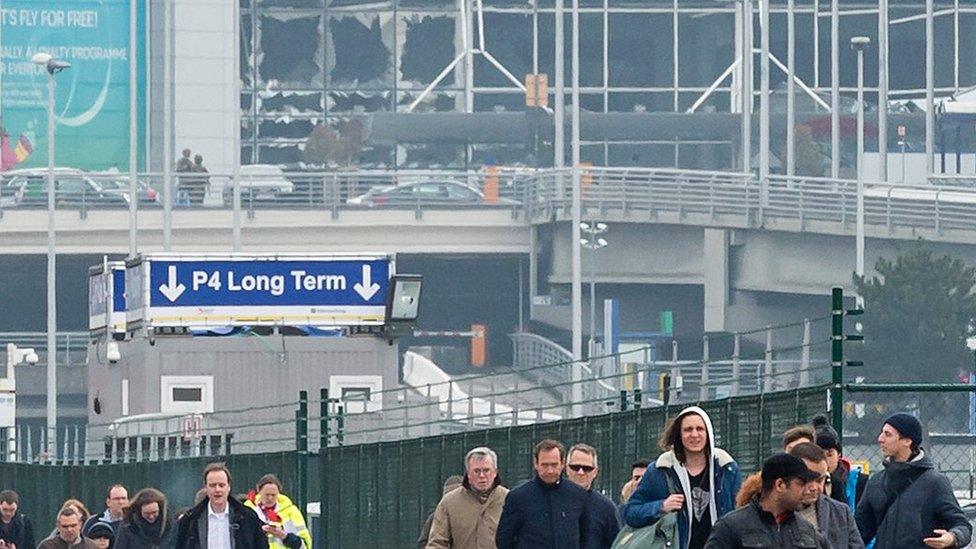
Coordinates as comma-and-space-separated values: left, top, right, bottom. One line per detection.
175, 463, 268, 549
0, 490, 34, 549
789, 442, 864, 549
854, 413, 972, 549
565, 443, 619, 548
495, 439, 591, 549
704, 454, 829, 548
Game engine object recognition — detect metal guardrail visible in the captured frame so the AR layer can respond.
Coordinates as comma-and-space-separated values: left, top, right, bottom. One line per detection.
3, 167, 976, 241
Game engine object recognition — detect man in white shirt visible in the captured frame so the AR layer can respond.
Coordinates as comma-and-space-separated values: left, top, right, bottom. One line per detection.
175, 463, 268, 549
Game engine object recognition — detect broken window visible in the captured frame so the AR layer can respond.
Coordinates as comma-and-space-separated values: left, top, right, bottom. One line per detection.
399, 143, 465, 168
240, 13, 253, 87
259, 12, 324, 87
397, 90, 459, 113
398, 13, 458, 88
258, 117, 316, 140
327, 13, 394, 87
259, 144, 303, 165
258, 0, 323, 7
477, 13, 532, 88
261, 91, 325, 115
328, 91, 392, 112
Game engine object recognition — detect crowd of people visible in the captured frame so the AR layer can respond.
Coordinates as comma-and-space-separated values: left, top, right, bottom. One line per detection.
0, 464, 310, 549
420, 407, 972, 548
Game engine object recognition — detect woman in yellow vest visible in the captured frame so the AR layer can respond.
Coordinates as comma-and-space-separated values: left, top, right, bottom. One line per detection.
244, 475, 312, 549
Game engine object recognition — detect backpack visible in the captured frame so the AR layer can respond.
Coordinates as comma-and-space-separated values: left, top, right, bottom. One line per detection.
611, 474, 681, 549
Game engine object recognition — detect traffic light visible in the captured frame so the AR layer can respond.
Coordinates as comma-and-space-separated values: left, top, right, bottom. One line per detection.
830, 287, 864, 435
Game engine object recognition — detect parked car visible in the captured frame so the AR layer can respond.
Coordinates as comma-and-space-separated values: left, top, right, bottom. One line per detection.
97, 176, 159, 204
211, 164, 295, 204
0, 168, 129, 208
347, 180, 519, 206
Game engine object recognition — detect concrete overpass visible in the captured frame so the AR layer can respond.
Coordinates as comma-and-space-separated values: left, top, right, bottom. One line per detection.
3, 167, 975, 335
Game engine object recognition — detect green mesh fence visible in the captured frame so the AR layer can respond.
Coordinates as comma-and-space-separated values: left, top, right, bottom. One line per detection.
319, 384, 828, 548
0, 451, 311, 531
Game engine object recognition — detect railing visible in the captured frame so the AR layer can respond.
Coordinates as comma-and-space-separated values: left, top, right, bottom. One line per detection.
3, 168, 976, 241
0, 331, 89, 368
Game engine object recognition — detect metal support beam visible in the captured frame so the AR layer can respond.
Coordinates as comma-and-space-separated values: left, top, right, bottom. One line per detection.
570, 0, 583, 415
878, 0, 889, 181
786, 0, 796, 176
926, 0, 935, 175
759, 0, 770, 208
831, 0, 840, 178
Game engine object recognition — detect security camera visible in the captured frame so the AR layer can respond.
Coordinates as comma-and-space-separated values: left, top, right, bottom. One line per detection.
106, 342, 121, 363
29, 52, 71, 75
30, 53, 52, 65
25, 352, 39, 365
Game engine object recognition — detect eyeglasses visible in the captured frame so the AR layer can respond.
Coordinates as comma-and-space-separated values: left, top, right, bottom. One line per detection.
567, 464, 595, 473
470, 468, 494, 477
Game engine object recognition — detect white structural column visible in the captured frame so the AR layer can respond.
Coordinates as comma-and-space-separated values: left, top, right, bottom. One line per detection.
555, 0, 565, 169
786, 0, 795, 176
830, 0, 839, 178
128, 0, 138, 256
759, 0, 770, 209
162, 0, 172, 250
741, 0, 753, 173
570, 0, 584, 413
878, 0, 888, 181
925, 0, 934, 174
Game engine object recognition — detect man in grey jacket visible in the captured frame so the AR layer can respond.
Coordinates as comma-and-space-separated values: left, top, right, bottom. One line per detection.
789, 442, 864, 548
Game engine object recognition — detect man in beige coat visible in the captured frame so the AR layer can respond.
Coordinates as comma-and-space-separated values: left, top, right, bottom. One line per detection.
427, 446, 509, 549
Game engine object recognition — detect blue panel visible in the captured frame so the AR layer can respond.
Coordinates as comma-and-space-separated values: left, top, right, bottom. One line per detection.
112, 267, 126, 312
148, 259, 391, 308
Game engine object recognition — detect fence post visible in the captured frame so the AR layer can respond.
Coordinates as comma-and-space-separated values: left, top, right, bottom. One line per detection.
425, 384, 433, 436
336, 405, 345, 445
634, 388, 642, 409
700, 335, 710, 401
831, 287, 844, 437
763, 326, 774, 393
670, 340, 681, 404
731, 333, 741, 396
296, 390, 309, 519
321, 388, 329, 449
800, 319, 811, 387
619, 390, 628, 411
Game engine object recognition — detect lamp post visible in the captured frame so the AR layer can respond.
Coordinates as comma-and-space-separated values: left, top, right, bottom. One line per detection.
580, 222, 608, 359
851, 37, 870, 280
30, 52, 70, 460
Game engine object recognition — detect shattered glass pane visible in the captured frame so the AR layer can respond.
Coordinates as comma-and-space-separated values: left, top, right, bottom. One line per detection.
241, 145, 255, 164
397, 91, 459, 113
400, 143, 465, 168
473, 93, 525, 112
259, 144, 303, 165
477, 13, 532, 88
609, 13, 673, 87
258, 117, 317, 139
327, 0, 393, 8
241, 93, 253, 113
260, 92, 325, 114
678, 13, 733, 88
258, 0, 322, 7
259, 13, 324, 87
398, 13, 458, 89
398, 0, 454, 9
241, 14, 253, 87
327, 13, 394, 87
328, 91, 392, 112
607, 92, 674, 113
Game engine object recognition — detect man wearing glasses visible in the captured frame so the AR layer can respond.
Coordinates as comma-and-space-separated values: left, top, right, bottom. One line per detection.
566, 444, 620, 548
426, 447, 509, 548
788, 442, 864, 549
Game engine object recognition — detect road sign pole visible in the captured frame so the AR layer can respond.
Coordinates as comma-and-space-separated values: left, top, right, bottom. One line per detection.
831, 287, 844, 436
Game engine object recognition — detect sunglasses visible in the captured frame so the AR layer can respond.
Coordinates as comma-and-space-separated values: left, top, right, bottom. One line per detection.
567, 464, 595, 473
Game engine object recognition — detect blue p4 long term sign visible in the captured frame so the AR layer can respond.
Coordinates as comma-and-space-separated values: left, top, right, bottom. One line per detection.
125, 253, 393, 328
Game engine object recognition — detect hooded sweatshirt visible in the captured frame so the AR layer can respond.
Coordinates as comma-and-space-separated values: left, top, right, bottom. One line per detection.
854, 450, 972, 549
623, 406, 742, 549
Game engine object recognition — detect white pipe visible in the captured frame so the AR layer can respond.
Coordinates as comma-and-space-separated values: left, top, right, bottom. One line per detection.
831, 0, 839, 178
787, 0, 796, 176
570, 0, 583, 415
926, 0, 935, 175
878, 0, 888, 182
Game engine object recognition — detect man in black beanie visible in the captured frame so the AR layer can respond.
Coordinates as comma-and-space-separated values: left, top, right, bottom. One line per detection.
811, 415, 868, 508
854, 412, 971, 549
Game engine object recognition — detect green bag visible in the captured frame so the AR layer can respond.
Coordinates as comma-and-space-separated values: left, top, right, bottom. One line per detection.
611, 474, 681, 549
610, 511, 678, 549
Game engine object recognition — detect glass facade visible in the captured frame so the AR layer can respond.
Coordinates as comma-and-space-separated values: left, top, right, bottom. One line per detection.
239, 0, 976, 170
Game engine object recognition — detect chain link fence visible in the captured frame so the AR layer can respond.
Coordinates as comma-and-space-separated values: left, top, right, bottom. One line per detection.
319, 384, 828, 548
842, 384, 976, 498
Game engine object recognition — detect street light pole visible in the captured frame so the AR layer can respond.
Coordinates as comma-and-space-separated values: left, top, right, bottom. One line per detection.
580, 222, 608, 359
31, 53, 70, 460
570, 0, 583, 415
852, 37, 870, 280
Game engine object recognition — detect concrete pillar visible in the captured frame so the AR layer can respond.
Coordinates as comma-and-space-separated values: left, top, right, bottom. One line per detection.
703, 229, 730, 332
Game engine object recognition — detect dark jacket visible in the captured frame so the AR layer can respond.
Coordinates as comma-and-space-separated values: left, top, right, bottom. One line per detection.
703, 498, 830, 549
585, 490, 619, 549
623, 448, 741, 549
84, 512, 124, 537
0, 511, 35, 549
174, 498, 268, 549
854, 451, 972, 549
495, 476, 591, 549
811, 495, 864, 549
116, 513, 176, 549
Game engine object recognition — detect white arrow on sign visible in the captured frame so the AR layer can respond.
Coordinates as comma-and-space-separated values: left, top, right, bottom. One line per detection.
158, 265, 186, 302
353, 264, 381, 301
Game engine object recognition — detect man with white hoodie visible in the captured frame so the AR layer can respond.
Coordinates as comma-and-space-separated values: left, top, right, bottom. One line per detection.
623, 406, 742, 549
